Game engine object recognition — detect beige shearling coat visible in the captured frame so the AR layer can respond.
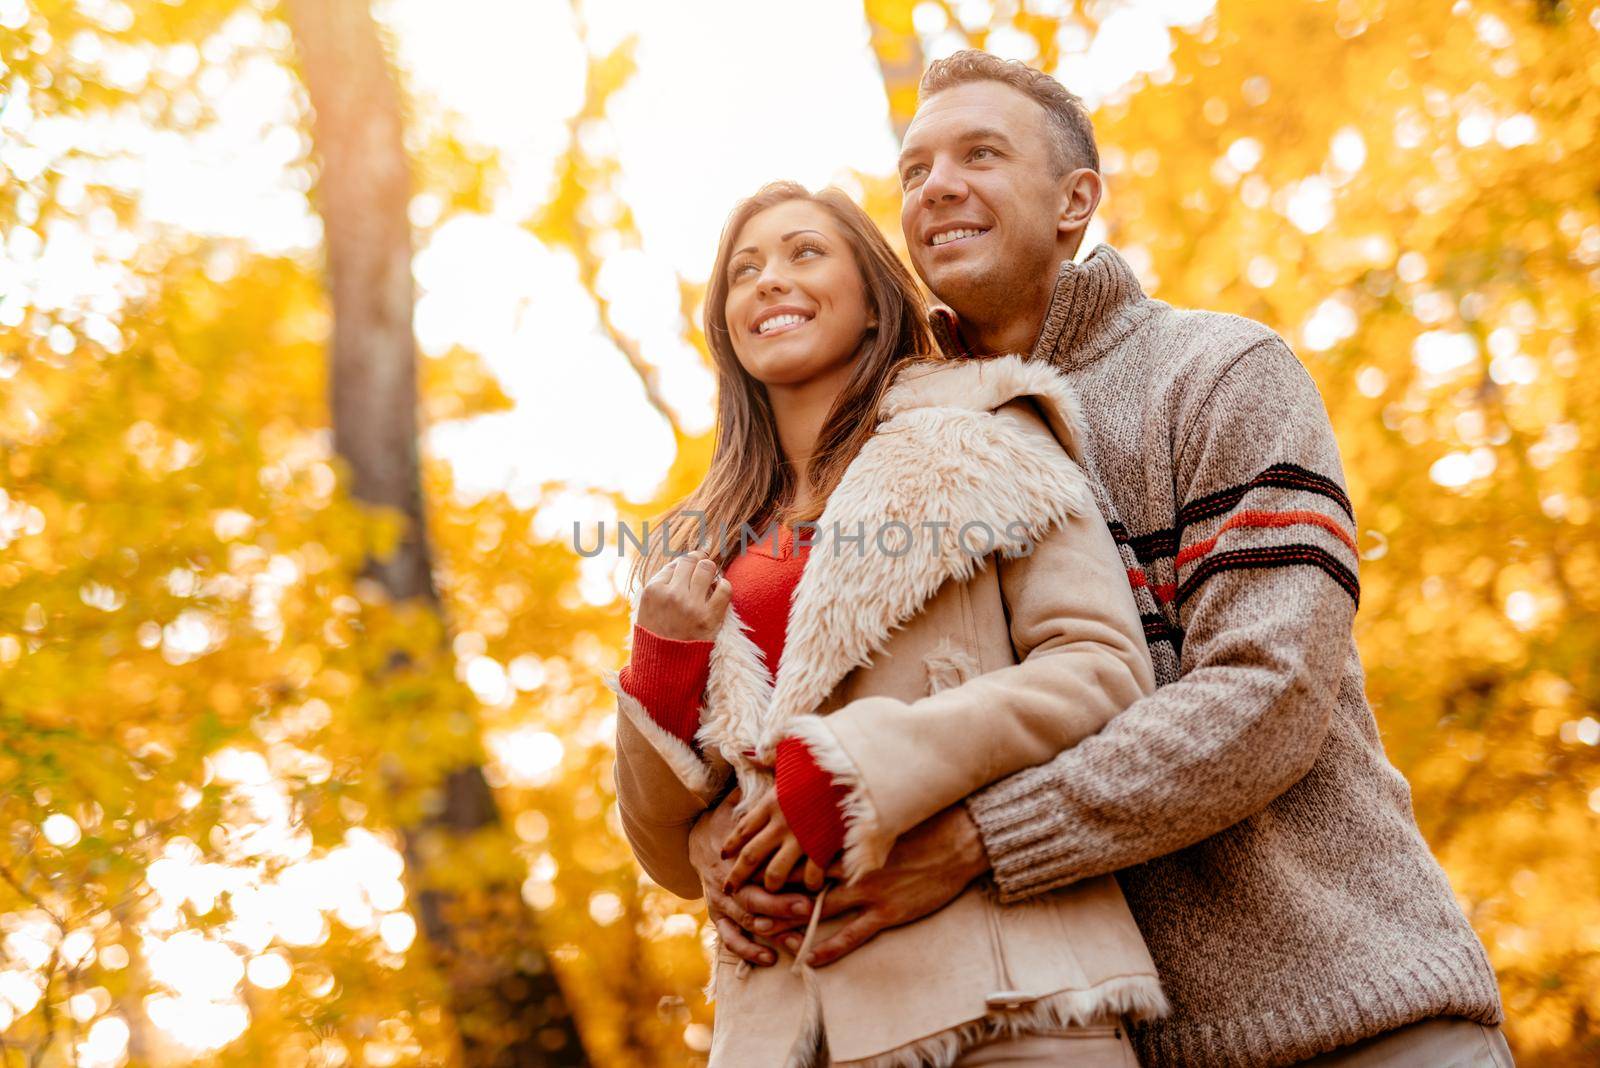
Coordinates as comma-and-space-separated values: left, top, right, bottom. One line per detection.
609, 354, 1166, 1067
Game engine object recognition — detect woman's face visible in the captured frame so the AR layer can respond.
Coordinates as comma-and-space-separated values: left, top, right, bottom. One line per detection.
723, 200, 874, 388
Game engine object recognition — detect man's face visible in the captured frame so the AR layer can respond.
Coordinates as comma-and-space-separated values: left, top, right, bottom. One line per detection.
898, 81, 1067, 318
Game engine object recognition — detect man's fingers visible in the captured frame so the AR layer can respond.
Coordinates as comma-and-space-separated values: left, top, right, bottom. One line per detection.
763, 838, 804, 894
737, 884, 815, 923
804, 910, 887, 968
713, 916, 774, 967
817, 881, 868, 919
706, 884, 756, 932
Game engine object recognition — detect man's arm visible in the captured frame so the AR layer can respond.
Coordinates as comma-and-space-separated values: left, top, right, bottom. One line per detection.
728, 336, 1363, 965
966, 337, 1362, 900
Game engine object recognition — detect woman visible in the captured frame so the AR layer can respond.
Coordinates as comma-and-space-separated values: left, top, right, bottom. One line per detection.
608, 182, 1163, 1067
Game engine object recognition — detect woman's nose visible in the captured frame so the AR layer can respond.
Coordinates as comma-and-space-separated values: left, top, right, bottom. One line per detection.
755, 264, 790, 297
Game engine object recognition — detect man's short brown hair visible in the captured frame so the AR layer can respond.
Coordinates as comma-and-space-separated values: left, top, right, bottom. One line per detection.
918, 50, 1099, 175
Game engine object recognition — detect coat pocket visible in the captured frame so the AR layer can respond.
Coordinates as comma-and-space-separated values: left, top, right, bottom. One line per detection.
923, 635, 981, 695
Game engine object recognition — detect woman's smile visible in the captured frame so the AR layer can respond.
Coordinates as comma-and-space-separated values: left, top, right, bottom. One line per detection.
751, 305, 816, 338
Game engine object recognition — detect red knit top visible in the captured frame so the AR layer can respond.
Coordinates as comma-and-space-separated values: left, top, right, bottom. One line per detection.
617, 525, 849, 867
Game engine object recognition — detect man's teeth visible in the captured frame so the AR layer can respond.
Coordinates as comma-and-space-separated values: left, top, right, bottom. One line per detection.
757, 313, 810, 335
931, 228, 987, 247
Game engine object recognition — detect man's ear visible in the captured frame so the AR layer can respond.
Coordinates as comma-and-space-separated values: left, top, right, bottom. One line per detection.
1056, 167, 1103, 236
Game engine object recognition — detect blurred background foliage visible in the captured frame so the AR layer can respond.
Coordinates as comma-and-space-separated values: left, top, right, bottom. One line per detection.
1, 0, 1596, 1065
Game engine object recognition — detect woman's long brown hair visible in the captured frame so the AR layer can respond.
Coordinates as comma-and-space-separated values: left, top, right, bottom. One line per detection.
627, 181, 938, 593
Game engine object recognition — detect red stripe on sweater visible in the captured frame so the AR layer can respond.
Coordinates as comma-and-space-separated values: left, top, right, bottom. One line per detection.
1125, 567, 1177, 604
1175, 510, 1357, 570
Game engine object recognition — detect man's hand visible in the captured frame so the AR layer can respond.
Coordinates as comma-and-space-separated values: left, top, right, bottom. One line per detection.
776, 803, 990, 968
688, 788, 814, 966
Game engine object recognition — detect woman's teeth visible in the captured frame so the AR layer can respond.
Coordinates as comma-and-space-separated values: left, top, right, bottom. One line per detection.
931, 228, 986, 246
757, 313, 810, 335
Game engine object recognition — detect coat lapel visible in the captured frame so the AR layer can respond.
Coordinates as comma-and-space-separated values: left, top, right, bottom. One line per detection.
698, 354, 1095, 780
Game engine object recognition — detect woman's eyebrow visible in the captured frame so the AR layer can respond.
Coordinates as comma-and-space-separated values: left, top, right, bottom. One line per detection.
732, 230, 825, 258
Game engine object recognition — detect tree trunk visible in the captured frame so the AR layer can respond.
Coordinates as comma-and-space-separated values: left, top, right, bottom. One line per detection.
282, 1, 586, 1063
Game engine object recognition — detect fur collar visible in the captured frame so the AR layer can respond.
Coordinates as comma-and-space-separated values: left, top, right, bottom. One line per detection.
697, 354, 1096, 801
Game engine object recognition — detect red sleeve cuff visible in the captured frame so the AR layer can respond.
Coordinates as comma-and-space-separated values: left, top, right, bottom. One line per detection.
617, 625, 713, 747
775, 737, 849, 869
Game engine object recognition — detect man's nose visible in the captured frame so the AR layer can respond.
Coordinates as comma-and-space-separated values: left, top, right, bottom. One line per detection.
922, 159, 967, 205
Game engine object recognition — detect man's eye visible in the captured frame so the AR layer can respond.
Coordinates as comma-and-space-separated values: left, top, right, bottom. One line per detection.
971, 146, 996, 160
901, 165, 927, 185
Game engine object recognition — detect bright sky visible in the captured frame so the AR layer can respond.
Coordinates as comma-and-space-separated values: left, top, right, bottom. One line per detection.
392, 0, 904, 505
1, 0, 1218, 508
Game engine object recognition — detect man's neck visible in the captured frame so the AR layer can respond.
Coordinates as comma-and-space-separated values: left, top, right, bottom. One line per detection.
965, 312, 1047, 358
958, 262, 1061, 356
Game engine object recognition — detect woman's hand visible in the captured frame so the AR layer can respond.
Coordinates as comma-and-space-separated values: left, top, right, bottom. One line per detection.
636, 549, 732, 641
721, 789, 828, 895
689, 789, 814, 967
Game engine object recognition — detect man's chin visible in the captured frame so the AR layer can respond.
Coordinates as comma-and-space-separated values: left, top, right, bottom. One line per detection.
919, 260, 991, 311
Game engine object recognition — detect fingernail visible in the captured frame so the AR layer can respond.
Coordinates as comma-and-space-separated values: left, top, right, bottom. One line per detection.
753, 918, 772, 932
783, 936, 801, 951
792, 901, 811, 916
759, 951, 773, 964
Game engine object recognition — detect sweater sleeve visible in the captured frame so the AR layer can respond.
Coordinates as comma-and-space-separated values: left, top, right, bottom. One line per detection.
617, 625, 714, 746
774, 737, 849, 867
965, 338, 1362, 903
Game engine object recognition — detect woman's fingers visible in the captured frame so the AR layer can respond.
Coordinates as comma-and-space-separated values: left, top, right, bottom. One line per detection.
667, 549, 704, 593
725, 823, 785, 893
722, 793, 776, 858
687, 556, 720, 601
802, 859, 827, 892
763, 838, 805, 894
721, 807, 761, 860
713, 915, 774, 967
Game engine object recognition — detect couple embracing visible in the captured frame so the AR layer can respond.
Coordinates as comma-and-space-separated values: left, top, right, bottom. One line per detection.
607, 51, 1509, 1068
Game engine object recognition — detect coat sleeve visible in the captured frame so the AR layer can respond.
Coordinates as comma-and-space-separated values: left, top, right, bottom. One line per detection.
608, 565, 732, 899
777, 403, 1156, 883
963, 338, 1362, 903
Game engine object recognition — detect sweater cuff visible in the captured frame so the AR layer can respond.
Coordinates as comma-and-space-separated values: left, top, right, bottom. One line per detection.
617, 625, 713, 747
775, 737, 849, 868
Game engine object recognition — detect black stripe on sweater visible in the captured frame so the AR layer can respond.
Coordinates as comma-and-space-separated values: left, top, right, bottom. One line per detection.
1175, 544, 1360, 608
1141, 613, 1183, 655
1108, 464, 1352, 567
1179, 463, 1354, 526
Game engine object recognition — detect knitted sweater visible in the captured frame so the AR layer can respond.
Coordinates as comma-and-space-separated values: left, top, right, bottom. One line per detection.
947, 245, 1503, 1066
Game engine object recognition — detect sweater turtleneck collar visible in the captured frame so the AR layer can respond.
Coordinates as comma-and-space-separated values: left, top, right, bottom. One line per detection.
929, 243, 1155, 371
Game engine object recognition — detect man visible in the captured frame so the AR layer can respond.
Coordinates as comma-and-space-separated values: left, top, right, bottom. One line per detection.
684, 50, 1510, 1066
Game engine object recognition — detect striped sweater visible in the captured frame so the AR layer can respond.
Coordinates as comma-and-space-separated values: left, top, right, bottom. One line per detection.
942, 245, 1503, 1067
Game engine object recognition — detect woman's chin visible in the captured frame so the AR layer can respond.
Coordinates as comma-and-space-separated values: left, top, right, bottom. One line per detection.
745, 350, 856, 389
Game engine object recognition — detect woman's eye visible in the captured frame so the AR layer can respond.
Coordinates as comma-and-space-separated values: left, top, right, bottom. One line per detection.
731, 262, 757, 279
794, 244, 823, 260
